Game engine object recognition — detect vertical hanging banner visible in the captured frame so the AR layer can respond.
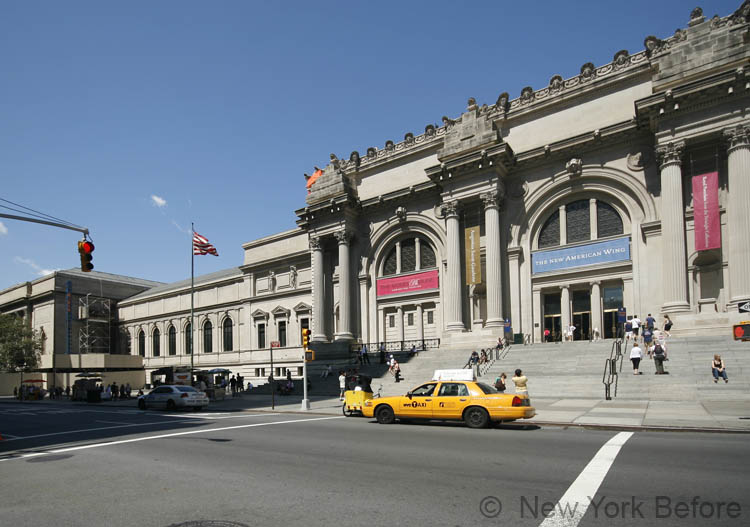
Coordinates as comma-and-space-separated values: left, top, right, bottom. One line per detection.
464, 226, 481, 285
692, 171, 721, 251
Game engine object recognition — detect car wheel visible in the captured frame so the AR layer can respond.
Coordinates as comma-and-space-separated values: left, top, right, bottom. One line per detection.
375, 405, 395, 424
166, 399, 176, 411
138, 399, 146, 410
464, 407, 490, 429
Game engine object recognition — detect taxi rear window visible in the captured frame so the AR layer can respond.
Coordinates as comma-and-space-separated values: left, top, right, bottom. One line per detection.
176, 386, 198, 393
476, 382, 499, 394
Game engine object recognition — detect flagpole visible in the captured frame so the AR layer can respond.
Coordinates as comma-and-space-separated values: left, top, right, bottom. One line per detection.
191, 222, 195, 385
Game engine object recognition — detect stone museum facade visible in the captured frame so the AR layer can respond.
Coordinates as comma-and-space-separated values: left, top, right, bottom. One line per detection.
2, 3, 750, 386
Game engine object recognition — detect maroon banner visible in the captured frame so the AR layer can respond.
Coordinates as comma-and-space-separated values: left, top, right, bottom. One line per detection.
377, 270, 439, 297
692, 171, 721, 251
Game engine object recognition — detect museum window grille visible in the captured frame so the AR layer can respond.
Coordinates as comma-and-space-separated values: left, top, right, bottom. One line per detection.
566, 200, 590, 243
427, 311, 434, 325
138, 330, 145, 357
258, 323, 266, 349
278, 320, 287, 347
401, 239, 416, 272
383, 237, 437, 276
420, 243, 436, 269
152, 328, 160, 357
168, 325, 176, 356
185, 323, 192, 355
538, 209, 560, 248
203, 321, 213, 353
597, 202, 624, 238
384, 249, 398, 275
223, 318, 233, 352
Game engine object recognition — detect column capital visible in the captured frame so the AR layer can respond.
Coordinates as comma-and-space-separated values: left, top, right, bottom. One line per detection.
656, 141, 685, 170
443, 200, 460, 218
591, 280, 601, 286
334, 229, 352, 245
480, 191, 500, 211
559, 284, 570, 291
724, 125, 750, 154
309, 236, 322, 251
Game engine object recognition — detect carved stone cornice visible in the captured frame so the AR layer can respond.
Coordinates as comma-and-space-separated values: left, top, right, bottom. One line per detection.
309, 236, 322, 251
656, 141, 685, 170
443, 200, 460, 219
481, 191, 500, 211
334, 229, 351, 245
724, 125, 750, 154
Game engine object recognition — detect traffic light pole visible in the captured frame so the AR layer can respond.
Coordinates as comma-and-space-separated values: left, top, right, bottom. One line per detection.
0, 213, 89, 236
301, 350, 310, 411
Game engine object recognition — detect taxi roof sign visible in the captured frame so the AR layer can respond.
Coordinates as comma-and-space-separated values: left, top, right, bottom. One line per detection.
432, 369, 475, 382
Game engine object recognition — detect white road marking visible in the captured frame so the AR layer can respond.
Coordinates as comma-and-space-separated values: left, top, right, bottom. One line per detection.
539, 431, 634, 527
0, 415, 344, 461
1, 434, 20, 439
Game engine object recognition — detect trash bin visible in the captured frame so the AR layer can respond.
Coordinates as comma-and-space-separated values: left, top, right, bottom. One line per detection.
513, 333, 524, 345
86, 389, 101, 403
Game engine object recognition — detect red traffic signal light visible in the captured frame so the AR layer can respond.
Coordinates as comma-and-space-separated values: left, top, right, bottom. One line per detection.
78, 240, 95, 272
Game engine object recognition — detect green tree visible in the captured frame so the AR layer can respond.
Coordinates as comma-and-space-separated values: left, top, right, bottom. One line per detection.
0, 314, 42, 372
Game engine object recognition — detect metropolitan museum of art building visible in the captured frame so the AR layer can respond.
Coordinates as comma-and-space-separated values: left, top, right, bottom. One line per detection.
2, 4, 750, 385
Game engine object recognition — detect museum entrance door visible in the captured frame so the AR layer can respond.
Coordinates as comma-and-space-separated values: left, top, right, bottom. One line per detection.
603, 310, 618, 339
572, 290, 591, 340
543, 292, 562, 342
602, 284, 624, 339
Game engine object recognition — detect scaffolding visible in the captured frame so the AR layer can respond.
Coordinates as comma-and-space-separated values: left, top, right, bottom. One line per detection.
78, 294, 112, 354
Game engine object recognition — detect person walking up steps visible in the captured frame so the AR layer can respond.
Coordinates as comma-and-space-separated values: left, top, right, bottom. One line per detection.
630, 340, 643, 375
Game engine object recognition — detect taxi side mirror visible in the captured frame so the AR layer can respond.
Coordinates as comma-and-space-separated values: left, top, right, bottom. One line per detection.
407, 391, 412, 399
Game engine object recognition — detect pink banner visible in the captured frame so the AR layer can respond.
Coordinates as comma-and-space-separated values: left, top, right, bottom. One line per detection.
377, 270, 439, 297
692, 171, 721, 251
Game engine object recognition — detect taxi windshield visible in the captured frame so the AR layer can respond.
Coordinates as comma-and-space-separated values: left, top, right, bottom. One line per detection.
476, 382, 499, 394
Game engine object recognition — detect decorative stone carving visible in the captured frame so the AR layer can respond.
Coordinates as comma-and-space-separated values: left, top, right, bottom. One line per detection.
656, 141, 685, 169
673, 28, 687, 41
309, 236, 322, 251
566, 158, 583, 176
404, 132, 414, 144
495, 92, 510, 112
724, 125, 750, 152
481, 190, 500, 210
613, 50, 630, 70
349, 151, 360, 168
467, 97, 479, 112
442, 201, 460, 218
691, 7, 703, 20
442, 115, 456, 129
329, 153, 340, 170
549, 75, 564, 92
366, 147, 377, 158
520, 86, 534, 104
627, 150, 650, 172
289, 266, 297, 289
644, 35, 664, 56
425, 124, 436, 136
268, 271, 276, 292
580, 62, 596, 82
395, 206, 407, 222
385, 140, 395, 151
334, 229, 351, 245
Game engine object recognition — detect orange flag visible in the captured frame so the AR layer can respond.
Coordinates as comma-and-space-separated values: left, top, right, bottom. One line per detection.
305, 168, 323, 190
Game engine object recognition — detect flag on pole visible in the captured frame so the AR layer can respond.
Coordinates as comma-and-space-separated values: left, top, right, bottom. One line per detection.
193, 231, 219, 256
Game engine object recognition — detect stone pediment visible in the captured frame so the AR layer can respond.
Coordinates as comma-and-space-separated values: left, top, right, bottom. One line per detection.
438, 98, 500, 161
293, 302, 312, 313
250, 309, 268, 319
271, 305, 291, 317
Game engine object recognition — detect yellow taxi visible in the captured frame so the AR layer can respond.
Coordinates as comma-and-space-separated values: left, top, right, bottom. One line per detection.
361, 370, 535, 428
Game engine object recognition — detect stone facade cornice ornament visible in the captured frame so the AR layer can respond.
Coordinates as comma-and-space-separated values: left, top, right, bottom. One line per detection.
481, 191, 500, 211
724, 125, 750, 153
443, 201, 460, 218
395, 206, 407, 222
566, 158, 583, 177
309, 236, 322, 251
656, 141, 685, 169
334, 229, 351, 245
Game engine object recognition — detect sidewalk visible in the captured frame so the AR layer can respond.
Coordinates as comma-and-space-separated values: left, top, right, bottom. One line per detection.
2, 394, 748, 432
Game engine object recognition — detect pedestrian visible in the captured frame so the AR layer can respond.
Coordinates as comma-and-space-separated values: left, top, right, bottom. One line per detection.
646, 313, 656, 331
630, 340, 643, 375
592, 327, 601, 341
663, 315, 673, 337
126, 383, 131, 398
544, 328, 551, 342
642, 327, 653, 348
625, 319, 633, 341
339, 371, 346, 400
631, 315, 641, 338
111, 382, 118, 401
321, 364, 332, 379
711, 354, 728, 383
286, 370, 292, 383
568, 324, 576, 341
409, 344, 417, 357
65, 385, 70, 398
494, 373, 507, 393
512, 369, 528, 395
13, 386, 17, 399
379, 343, 386, 364
652, 340, 668, 374
393, 361, 402, 383
362, 344, 370, 364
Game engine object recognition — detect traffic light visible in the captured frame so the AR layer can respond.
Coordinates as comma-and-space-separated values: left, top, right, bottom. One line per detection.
305, 350, 315, 361
733, 322, 750, 340
301, 328, 310, 349
78, 239, 94, 272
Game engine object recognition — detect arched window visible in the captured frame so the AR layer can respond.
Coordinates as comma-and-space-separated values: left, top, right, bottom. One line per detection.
185, 323, 192, 355
400, 239, 416, 272
223, 318, 233, 352
538, 209, 560, 248
168, 326, 176, 356
566, 200, 590, 243
384, 248, 397, 275
420, 244, 436, 269
152, 328, 160, 357
381, 237, 437, 276
597, 202, 624, 238
203, 321, 213, 354
138, 330, 145, 357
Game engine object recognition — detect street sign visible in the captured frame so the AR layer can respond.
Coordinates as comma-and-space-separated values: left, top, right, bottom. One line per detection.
739, 302, 750, 314
504, 318, 512, 333
271, 341, 281, 348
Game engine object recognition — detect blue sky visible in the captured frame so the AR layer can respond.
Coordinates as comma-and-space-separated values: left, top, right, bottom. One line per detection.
0, 0, 739, 287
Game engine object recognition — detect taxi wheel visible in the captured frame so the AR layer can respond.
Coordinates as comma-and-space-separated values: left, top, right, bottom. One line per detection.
464, 407, 490, 429
376, 405, 395, 424
166, 399, 176, 411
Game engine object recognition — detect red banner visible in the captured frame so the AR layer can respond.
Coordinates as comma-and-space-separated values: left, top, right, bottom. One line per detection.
692, 171, 721, 251
377, 270, 439, 297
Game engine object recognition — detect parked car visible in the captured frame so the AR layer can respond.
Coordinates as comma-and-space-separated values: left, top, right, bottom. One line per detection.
138, 385, 209, 411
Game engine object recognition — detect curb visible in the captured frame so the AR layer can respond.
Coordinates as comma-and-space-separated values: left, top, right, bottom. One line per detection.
527, 420, 750, 434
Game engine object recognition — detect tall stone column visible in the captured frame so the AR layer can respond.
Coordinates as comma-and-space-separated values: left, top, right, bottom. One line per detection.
561, 285, 571, 338
591, 281, 602, 338
533, 288, 542, 343
310, 236, 326, 342
656, 142, 690, 312
334, 230, 353, 340
482, 191, 503, 327
416, 304, 424, 345
444, 201, 465, 331
725, 126, 750, 305
397, 306, 404, 346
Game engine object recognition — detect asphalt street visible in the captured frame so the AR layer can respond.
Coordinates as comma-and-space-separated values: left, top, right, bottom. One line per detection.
1, 404, 748, 527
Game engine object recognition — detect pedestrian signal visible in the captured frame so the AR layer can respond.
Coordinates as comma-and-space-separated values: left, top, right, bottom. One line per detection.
78, 240, 95, 272
305, 350, 315, 361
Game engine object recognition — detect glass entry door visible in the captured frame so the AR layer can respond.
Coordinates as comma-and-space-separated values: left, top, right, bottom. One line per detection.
543, 292, 562, 342
602, 284, 624, 339
603, 310, 618, 339
572, 290, 591, 340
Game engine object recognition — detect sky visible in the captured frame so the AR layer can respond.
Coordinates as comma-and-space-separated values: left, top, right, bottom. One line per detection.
0, 0, 740, 288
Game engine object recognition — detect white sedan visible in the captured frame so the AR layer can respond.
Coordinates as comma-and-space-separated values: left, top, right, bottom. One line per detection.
138, 385, 209, 411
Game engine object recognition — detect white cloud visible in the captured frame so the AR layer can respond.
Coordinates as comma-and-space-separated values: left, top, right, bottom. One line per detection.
14, 257, 58, 277
171, 219, 190, 234
151, 195, 167, 208
0, 221, 7, 235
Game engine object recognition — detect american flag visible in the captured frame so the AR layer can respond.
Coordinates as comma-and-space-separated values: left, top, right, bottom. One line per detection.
193, 231, 219, 256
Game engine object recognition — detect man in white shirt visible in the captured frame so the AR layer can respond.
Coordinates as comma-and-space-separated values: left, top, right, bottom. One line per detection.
568, 324, 576, 341
339, 372, 346, 400
631, 315, 642, 337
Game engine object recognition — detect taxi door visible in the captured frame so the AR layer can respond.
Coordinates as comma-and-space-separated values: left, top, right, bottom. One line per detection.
398, 382, 436, 419
433, 382, 472, 420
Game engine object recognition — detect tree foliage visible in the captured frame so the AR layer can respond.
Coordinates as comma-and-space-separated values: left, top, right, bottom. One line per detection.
0, 314, 42, 372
